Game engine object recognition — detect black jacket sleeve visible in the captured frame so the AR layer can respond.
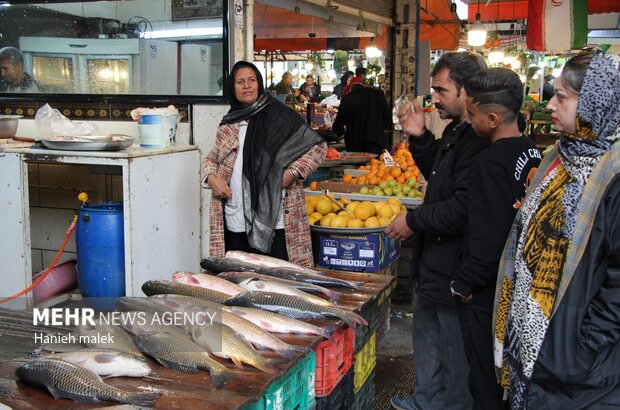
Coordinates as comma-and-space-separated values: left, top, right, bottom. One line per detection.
452, 159, 518, 296
580, 177, 620, 352
405, 139, 483, 237
332, 99, 347, 138
408, 129, 438, 179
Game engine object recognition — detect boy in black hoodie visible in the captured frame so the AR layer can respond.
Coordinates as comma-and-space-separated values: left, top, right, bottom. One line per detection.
450, 68, 542, 410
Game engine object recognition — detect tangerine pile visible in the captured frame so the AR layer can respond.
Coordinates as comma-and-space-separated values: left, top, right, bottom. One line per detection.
305, 195, 407, 229
342, 149, 419, 186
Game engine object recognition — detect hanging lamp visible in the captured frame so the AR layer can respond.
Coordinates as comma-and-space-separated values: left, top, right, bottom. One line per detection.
468, 0, 487, 47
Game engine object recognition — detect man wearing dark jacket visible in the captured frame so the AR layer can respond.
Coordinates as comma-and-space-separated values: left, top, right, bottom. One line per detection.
332, 82, 391, 155
386, 52, 488, 410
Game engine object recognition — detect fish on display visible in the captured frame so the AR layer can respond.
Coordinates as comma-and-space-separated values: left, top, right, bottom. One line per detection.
223, 306, 334, 339
118, 311, 191, 339
141, 280, 231, 303
115, 296, 177, 316
46, 348, 151, 378
189, 321, 283, 373
15, 358, 160, 406
225, 250, 320, 275
238, 278, 335, 307
134, 331, 236, 389
218, 271, 344, 300
225, 291, 368, 329
201, 256, 261, 273
77, 315, 142, 357
172, 271, 244, 296
205, 256, 364, 290
152, 297, 306, 357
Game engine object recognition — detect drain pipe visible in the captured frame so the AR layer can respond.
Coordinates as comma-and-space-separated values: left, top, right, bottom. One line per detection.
244, 0, 254, 61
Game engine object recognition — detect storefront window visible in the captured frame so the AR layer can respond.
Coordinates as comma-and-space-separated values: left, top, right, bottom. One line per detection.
0, 0, 227, 100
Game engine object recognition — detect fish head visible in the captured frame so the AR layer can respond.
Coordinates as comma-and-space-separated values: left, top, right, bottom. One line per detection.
222, 291, 253, 307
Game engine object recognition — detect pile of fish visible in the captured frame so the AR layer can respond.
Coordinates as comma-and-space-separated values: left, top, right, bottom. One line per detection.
17, 251, 374, 406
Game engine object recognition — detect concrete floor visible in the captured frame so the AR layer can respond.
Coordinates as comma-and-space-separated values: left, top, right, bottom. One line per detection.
373, 301, 415, 410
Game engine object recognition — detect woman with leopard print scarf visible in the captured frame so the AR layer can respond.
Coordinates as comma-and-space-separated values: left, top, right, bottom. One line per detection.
493, 49, 620, 409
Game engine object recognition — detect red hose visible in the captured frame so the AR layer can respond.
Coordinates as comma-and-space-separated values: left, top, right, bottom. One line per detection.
0, 215, 78, 305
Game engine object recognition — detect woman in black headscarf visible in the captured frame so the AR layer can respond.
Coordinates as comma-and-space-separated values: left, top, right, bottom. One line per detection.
202, 61, 327, 266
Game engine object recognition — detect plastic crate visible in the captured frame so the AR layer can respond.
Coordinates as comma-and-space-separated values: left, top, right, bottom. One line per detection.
354, 332, 376, 393
376, 298, 391, 344
352, 371, 375, 410
303, 168, 331, 187
243, 351, 316, 410
314, 325, 355, 397
355, 298, 379, 352
314, 367, 354, 410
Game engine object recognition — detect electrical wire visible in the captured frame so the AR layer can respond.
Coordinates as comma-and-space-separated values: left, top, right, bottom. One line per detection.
0, 215, 78, 305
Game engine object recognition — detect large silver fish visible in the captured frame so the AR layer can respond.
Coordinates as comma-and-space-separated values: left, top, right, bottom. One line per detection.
46, 348, 151, 378
151, 295, 306, 357
142, 280, 231, 303
202, 256, 364, 289
15, 358, 160, 406
238, 278, 335, 307
217, 271, 345, 300
225, 251, 319, 275
118, 311, 191, 340
223, 306, 334, 339
189, 321, 282, 373
134, 331, 236, 389
224, 291, 368, 329
172, 271, 244, 296
76, 314, 142, 357
115, 296, 176, 316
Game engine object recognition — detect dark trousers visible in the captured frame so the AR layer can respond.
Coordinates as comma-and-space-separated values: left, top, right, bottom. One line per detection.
458, 302, 508, 410
224, 228, 289, 261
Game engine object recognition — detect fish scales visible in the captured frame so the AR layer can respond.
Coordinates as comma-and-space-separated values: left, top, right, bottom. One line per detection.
134, 331, 234, 389
239, 278, 335, 306
225, 292, 367, 329
15, 358, 159, 406
222, 306, 332, 338
217, 271, 343, 299
190, 322, 280, 373
141, 280, 231, 303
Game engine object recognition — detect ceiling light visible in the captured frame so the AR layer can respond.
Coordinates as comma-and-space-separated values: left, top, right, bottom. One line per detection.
141, 27, 223, 39
305, 61, 314, 71
468, 13, 487, 47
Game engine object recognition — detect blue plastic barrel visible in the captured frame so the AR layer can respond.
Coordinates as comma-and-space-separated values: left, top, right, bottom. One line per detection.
76, 203, 125, 300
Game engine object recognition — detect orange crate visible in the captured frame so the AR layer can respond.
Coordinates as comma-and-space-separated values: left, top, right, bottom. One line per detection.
314, 325, 355, 397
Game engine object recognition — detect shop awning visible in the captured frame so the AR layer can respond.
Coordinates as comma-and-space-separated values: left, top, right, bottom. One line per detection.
467, 0, 620, 22
254, 1, 461, 51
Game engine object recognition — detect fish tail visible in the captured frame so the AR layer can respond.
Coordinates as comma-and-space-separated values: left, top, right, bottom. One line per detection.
321, 288, 345, 300
279, 345, 308, 358
350, 281, 367, 289
121, 390, 161, 407
341, 311, 368, 329
263, 358, 288, 372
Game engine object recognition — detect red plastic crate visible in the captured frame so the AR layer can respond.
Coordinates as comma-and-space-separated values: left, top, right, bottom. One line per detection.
314, 325, 355, 397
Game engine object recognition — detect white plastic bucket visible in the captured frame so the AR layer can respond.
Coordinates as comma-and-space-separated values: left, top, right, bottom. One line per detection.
138, 114, 177, 147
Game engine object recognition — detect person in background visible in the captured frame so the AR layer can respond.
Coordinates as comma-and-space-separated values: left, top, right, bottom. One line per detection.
332, 82, 391, 155
216, 76, 224, 96
494, 49, 620, 409
333, 70, 353, 99
377, 73, 387, 96
385, 51, 489, 410
0, 46, 43, 93
542, 74, 555, 101
298, 74, 321, 103
450, 68, 541, 410
341, 66, 367, 98
202, 61, 327, 266
274, 71, 300, 103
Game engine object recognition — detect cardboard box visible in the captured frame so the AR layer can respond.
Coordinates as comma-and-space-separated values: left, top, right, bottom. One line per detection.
312, 231, 399, 273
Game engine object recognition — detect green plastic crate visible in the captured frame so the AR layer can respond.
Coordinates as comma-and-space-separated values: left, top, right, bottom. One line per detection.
243, 351, 316, 410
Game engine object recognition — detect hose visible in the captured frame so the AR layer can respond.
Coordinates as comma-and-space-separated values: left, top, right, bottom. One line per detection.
0, 215, 78, 305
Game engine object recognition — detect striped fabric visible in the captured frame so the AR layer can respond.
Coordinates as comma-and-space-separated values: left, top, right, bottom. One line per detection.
527, 0, 587, 52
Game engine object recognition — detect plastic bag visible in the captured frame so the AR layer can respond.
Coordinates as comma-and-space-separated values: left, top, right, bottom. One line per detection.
392, 95, 413, 131
35, 104, 99, 138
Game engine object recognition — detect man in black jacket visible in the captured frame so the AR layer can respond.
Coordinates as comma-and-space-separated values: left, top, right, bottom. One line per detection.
386, 52, 487, 410
332, 82, 391, 155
